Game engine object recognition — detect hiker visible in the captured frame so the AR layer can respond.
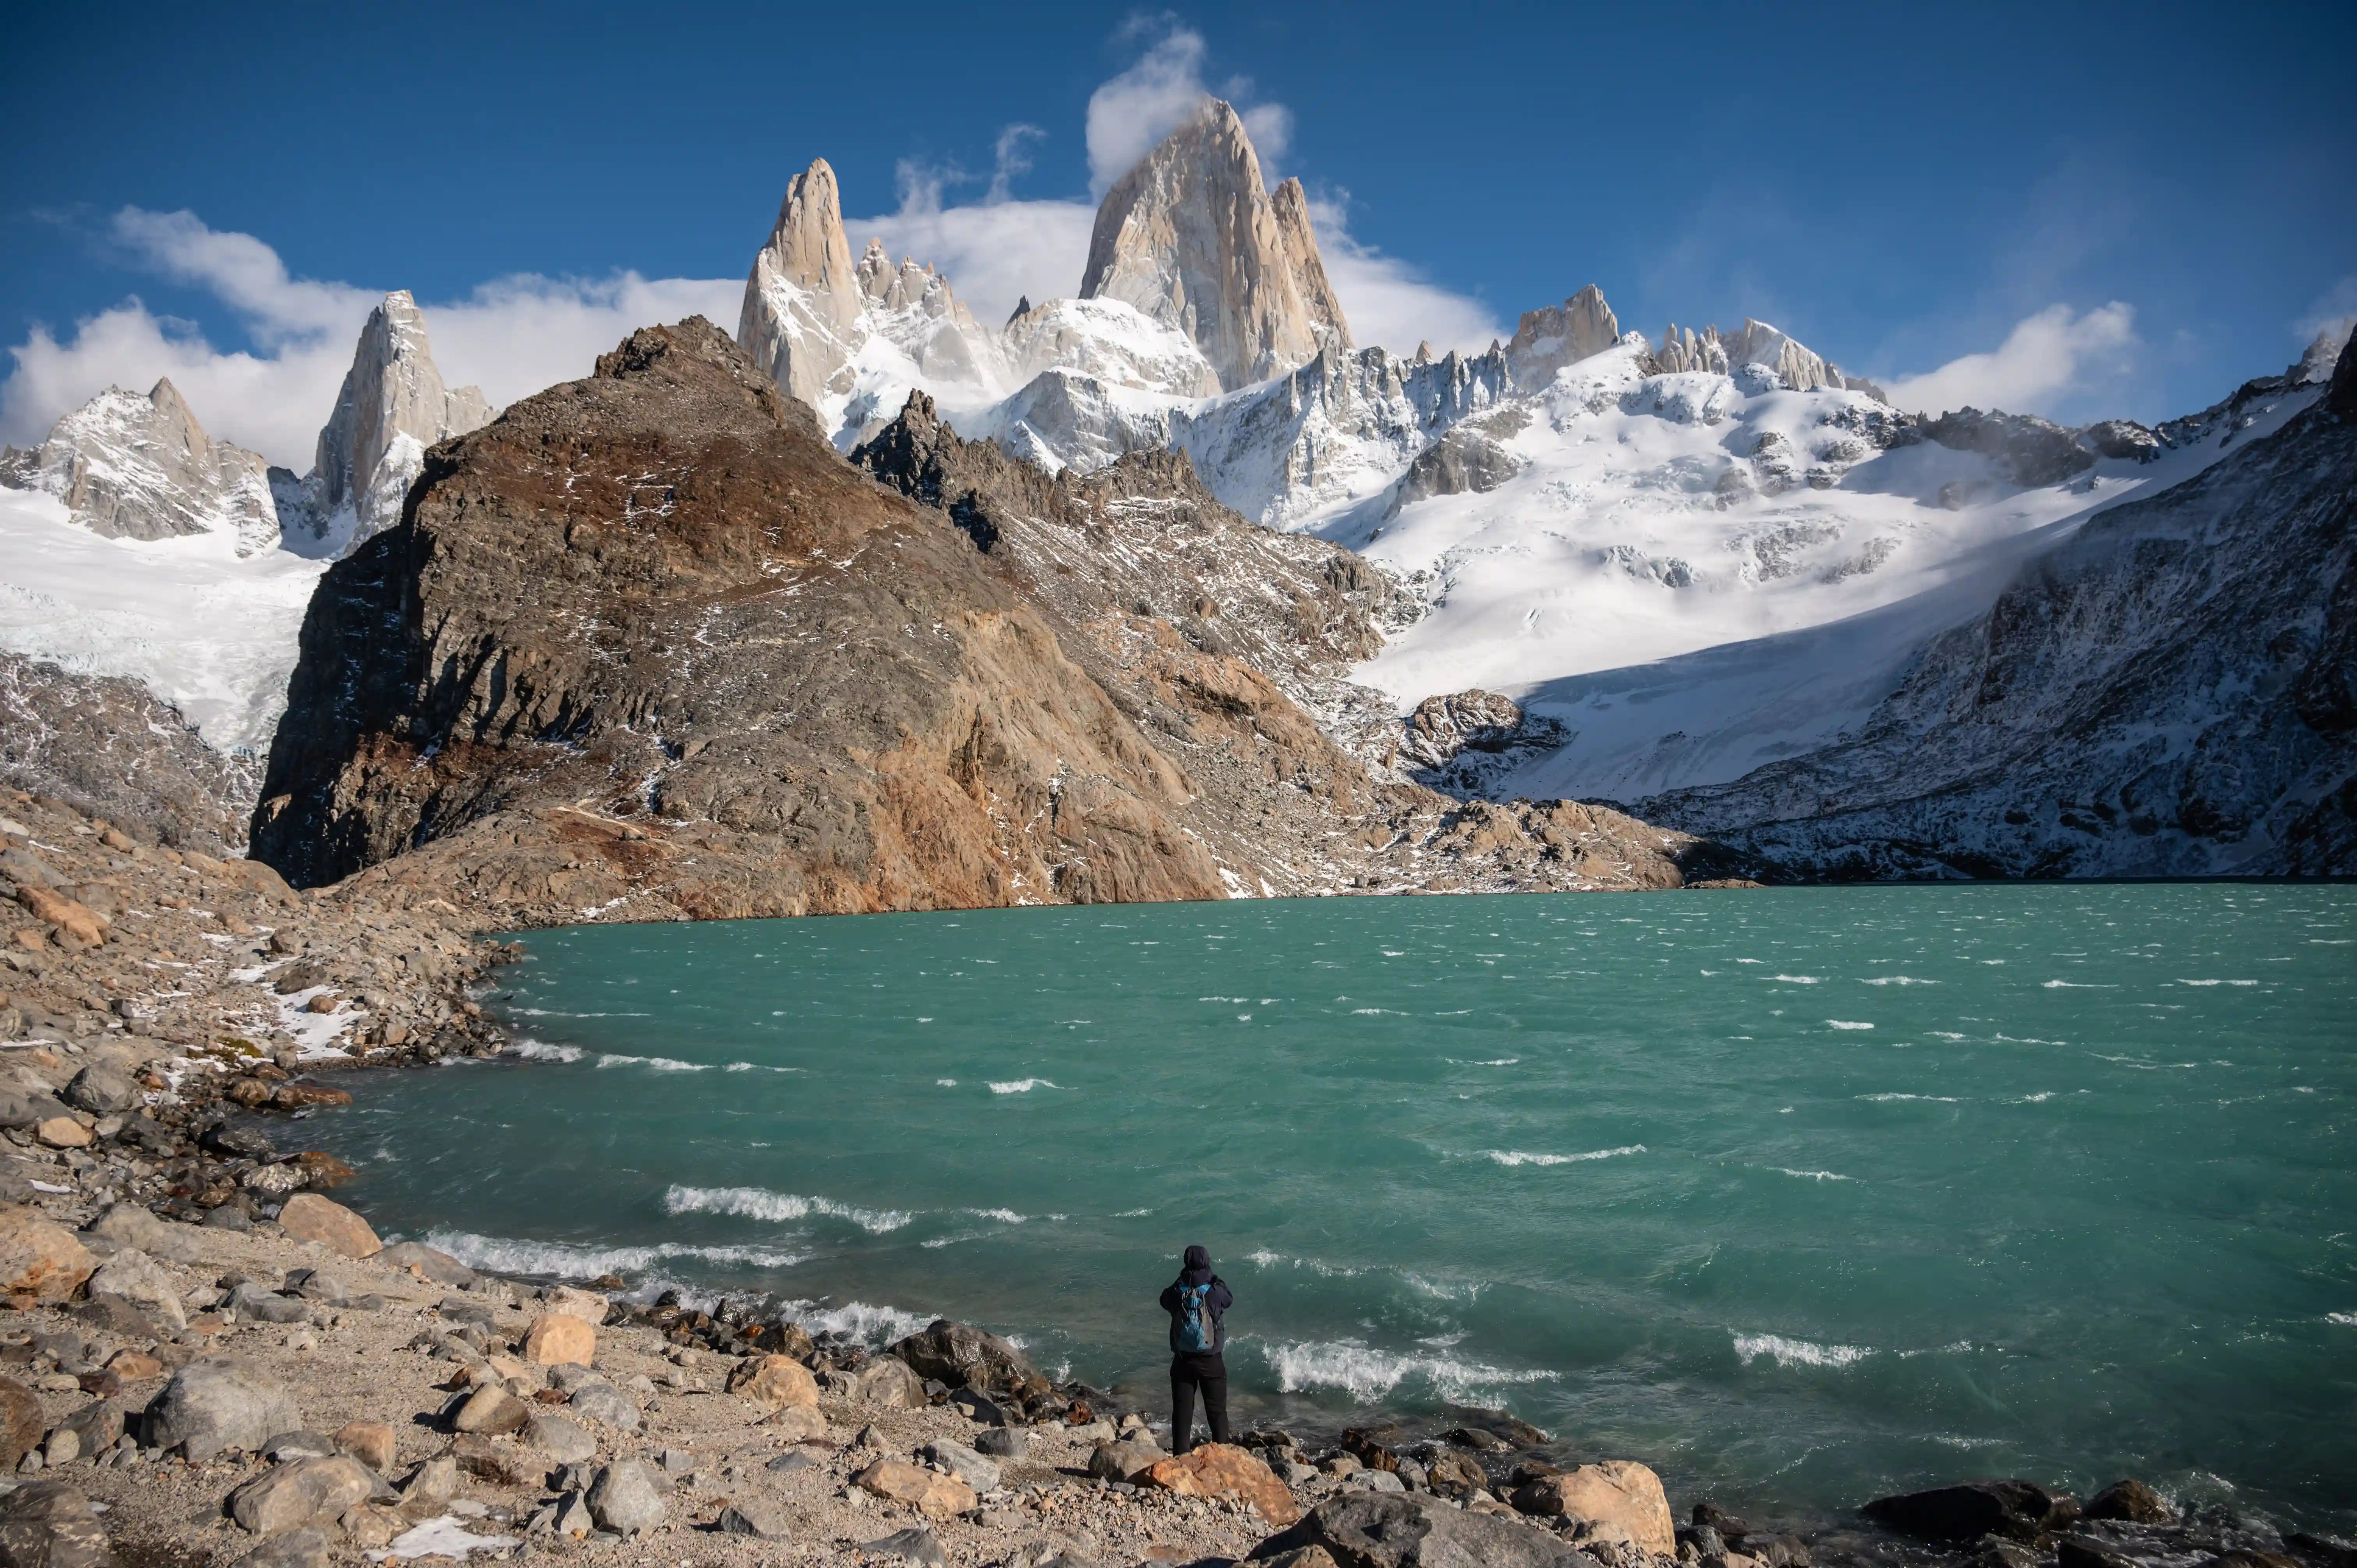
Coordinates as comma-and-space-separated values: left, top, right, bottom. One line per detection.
1159, 1243, 1233, 1452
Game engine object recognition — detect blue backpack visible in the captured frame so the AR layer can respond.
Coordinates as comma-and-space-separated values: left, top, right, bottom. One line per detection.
1175, 1283, 1216, 1353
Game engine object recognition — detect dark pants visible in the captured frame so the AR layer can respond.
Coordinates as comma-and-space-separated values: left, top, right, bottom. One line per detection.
1170, 1353, 1230, 1453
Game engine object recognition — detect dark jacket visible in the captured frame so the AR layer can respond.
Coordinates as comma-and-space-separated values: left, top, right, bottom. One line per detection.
1159, 1244, 1232, 1357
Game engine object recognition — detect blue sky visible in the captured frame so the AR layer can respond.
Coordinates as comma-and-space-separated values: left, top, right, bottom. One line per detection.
3, 0, 2350, 461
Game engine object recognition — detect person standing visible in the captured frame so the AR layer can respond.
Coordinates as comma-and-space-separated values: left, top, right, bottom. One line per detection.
1159, 1243, 1233, 1453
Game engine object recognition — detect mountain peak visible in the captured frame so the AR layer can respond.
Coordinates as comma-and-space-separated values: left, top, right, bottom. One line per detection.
18, 377, 277, 555
1079, 97, 1352, 390
1506, 286, 1621, 387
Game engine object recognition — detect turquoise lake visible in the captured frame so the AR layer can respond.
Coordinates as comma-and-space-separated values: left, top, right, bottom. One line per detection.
298, 885, 2357, 1529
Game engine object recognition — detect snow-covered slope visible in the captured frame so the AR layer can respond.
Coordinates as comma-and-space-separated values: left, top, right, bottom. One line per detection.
9, 378, 280, 556
0, 485, 326, 752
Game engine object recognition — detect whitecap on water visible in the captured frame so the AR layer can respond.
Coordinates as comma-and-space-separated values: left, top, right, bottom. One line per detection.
509, 1040, 582, 1063
420, 1227, 807, 1279
988, 1078, 1060, 1095
2177, 979, 2260, 987
593, 1053, 709, 1072
1732, 1331, 1873, 1369
2042, 980, 2117, 989
780, 1296, 936, 1346
1825, 1021, 1875, 1030
662, 1184, 912, 1233
1770, 975, 1822, 984
1254, 1336, 1558, 1403
1445, 1057, 1520, 1067
1854, 1093, 1959, 1103
2327, 1312, 2357, 1326
1484, 1145, 1645, 1166
1860, 976, 1938, 986
1774, 1168, 1855, 1181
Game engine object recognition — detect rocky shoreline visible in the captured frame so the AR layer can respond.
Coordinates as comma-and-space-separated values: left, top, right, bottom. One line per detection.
2, 784, 2349, 1568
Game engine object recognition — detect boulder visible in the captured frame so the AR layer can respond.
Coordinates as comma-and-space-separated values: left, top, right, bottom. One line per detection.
85, 1247, 186, 1333
1087, 1437, 1165, 1483
60, 1068, 134, 1117
586, 1459, 666, 1536
860, 1527, 946, 1567
1863, 1480, 2072, 1543
396, 1454, 457, 1516
0, 1377, 44, 1471
226, 1283, 309, 1324
333, 1422, 396, 1472
1141, 1441, 1300, 1527
1262, 1492, 1586, 1568
36, 1118, 92, 1150
767, 1405, 827, 1443
523, 1413, 595, 1464
0, 1090, 70, 1133
49, 1402, 122, 1459
0, 1479, 114, 1568
0, 1208, 95, 1303
83, 1205, 200, 1264
228, 1455, 375, 1536
1422, 1451, 1489, 1501
272, 1195, 379, 1259
565, 1381, 640, 1432
233, 1526, 331, 1568
16, 886, 105, 947
716, 1500, 793, 1539
145, 1359, 302, 1461
451, 1386, 532, 1436
521, 1314, 595, 1367
375, 1241, 475, 1288
845, 1356, 927, 1409
727, 1354, 817, 1410
2083, 1480, 2174, 1525
1510, 1460, 1675, 1553
973, 1427, 1025, 1460
889, 1318, 1038, 1393
917, 1439, 1000, 1495
855, 1459, 975, 1520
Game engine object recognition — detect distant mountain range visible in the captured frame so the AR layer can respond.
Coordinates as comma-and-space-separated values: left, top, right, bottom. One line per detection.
3, 97, 2349, 885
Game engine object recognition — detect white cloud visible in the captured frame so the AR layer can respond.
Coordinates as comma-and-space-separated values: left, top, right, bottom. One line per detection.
1085, 25, 1214, 194
2294, 274, 2357, 352
1882, 302, 2139, 419
0, 207, 734, 468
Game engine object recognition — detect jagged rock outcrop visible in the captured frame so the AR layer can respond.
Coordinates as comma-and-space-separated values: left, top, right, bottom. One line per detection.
0, 652, 255, 851
1079, 99, 1352, 391
278, 292, 494, 556
1648, 318, 1873, 397
1505, 286, 1620, 387
1394, 690, 1571, 798
5, 380, 279, 555
1388, 415, 1527, 512
736, 160, 1005, 438
250, 318, 1234, 912
1915, 407, 2096, 488
1640, 343, 2357, 878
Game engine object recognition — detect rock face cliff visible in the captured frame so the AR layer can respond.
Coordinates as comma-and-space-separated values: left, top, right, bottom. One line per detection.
249, 322, 1750, 921
1079, 99, 1352, 391
7, 379, 279, 555
277, 291, 494, 556
1638, 344, 2357, 877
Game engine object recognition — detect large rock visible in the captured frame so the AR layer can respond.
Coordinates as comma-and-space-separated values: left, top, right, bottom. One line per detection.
145, 1359, 302, 1462
1141, 1442, 1300, 1527
716, 1499, 792, 1540
845, 1356, 926, 1410
1087, 1437, 1165, 1483
1862, 1480, 2074, 1543
272, 1195, 379, 1259
855, 1460, 976, 1520
521, 1314, 594, 1367
0, 1378, 44, 1472
0, 1479, 115, 1568
232, 1527, 330, 1568
523, 1413, 595, 1464
84, 1248, 186, 1333
564, 1381, 640, 1432
83, 1204, 200, 1264
727, 1354, 817, 1410
1510, 1460, 1674, 1553
0, 1209, 95, 1303
59, 1068, 135, 1117
228, 1457, 374, 1536
889, 1318, 1037, 1393
2083, 1480, 2174, 1525
1081, 99, 1350, 390
535, 1285, 607, 1325
14, 886, 105, 948
450, 1385, 530, 1436
0, 1089, 71, 1133
1259, 1493, 1586, 1568
586, 1459, 666, 1536
916, 1439, 1000, 1496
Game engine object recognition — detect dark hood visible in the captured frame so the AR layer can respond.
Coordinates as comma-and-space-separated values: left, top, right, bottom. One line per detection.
1180, 1244, 1213, 1285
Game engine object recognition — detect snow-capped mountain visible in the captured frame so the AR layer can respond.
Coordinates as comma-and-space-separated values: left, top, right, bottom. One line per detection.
0, 377, 281, 556
0, 288, 491, 751
275, 290, 495, 556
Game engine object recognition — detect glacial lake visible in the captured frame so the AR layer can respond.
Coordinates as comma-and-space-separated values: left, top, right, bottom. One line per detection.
300, 885, 2357, 1529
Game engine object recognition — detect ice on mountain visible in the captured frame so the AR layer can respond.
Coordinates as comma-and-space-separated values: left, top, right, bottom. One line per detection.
11, 379, 281, 557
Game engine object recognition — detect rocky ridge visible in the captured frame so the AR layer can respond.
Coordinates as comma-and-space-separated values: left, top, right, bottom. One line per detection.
1636, 334, 2357, 877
